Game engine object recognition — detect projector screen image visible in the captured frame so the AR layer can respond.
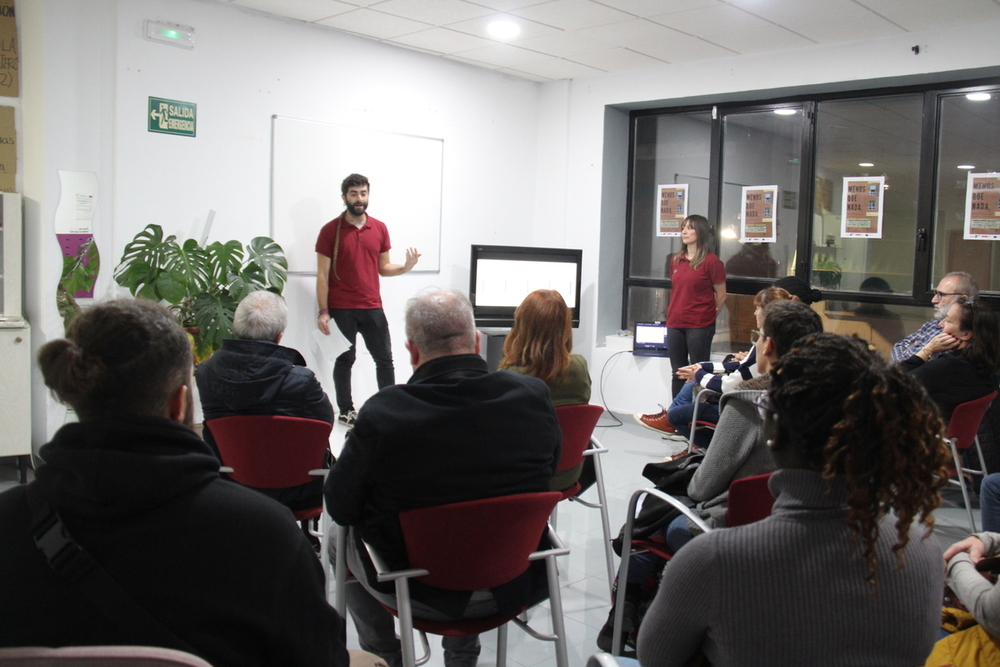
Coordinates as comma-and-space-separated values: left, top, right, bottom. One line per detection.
470, 245, 583, 328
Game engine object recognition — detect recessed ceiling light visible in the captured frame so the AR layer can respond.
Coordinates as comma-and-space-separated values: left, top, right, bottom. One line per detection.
958, 165, 976, 170
859, 162, 874, 167
773, 108, 796, 115
487, 19, 520, 40
967, 92, 992, 101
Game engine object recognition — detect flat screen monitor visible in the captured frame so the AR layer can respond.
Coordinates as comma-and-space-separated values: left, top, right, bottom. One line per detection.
469, 245, 583, 328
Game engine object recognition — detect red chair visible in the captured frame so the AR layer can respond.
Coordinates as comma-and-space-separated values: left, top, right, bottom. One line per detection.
945, 391, 997, 532
337, 492, 570, 667
207, 415, 333, 570
685, 389, 720, 453
610, 473, 775, 656
553, 405, 615, 595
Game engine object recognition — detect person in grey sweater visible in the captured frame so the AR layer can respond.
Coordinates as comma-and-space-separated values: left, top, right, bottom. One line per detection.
637, 333, 948, 666
943, 532, 1000, 638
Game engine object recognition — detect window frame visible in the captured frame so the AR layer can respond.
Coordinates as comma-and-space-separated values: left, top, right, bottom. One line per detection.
621, 77, 1000, 327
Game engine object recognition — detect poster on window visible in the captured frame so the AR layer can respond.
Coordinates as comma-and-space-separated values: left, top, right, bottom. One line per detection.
740, 185, 777, 243
964, 172, 1000, 240
840, 177, 884, 239
656, 184, 689, 237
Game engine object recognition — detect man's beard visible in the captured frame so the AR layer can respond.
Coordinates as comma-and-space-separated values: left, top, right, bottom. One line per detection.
348, 201, 367, 216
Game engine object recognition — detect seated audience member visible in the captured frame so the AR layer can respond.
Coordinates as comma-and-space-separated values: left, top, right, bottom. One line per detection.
636, 333, 947, 667
900, 298, 1000, 421
661, 286, 794, 447
196, 290, 334, 512
0, 299, 360, 667
933, 529, 1000, 665
324, 291, 562, 667
892, 271, 978, 363
500, 288, 592, 490
982, 473, 1000, 534
634, 276, 821, 441
599, 300, 823, 652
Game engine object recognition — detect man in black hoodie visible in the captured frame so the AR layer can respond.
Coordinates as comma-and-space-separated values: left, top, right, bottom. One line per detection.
0, 299, 358, 667
196, 290, 334, 510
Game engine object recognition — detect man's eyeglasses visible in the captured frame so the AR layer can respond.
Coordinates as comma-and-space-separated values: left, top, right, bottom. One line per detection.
933, 290, 965, 300
750, 329, 764, 345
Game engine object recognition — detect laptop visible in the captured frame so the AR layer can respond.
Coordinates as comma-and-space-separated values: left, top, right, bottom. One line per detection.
633, 321, 669, 357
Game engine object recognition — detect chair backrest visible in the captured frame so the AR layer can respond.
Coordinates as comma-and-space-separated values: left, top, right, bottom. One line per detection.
726, 473, 775, 527
399, 491, 562, 591
0, 646, 213, 666
206, 415, 332, 488
946, 391, 998, 451
554, 405, 604, 474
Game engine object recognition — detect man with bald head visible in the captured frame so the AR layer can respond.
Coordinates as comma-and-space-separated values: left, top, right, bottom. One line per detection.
325, 290, 562, 667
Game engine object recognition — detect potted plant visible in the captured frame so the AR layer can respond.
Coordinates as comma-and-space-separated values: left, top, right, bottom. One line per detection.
56, 237, 100, 330
114, 224, 288, 359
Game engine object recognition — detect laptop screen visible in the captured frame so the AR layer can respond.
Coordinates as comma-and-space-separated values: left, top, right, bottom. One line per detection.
633, 322, 669, 357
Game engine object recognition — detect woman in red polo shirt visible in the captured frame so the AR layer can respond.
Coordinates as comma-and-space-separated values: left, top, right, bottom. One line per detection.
666, 215, 727, 398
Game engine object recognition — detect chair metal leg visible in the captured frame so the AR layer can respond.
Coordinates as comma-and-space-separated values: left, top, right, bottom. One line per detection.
496, 622, 508, 667
415, 632, 430, 666
396, 579, 418, 667
611, 490, 642, 656
333, 524, 348, 617
951, 440, 978, 533
545, 554, 570, 667
591, 451, 616, 598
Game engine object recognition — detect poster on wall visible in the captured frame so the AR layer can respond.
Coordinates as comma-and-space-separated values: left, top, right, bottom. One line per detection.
840, 176, 884, 239
0, 0, 17, 97
0, 105, 14, 192
656, 184, 688, 237
964, 172, 1000, 240
740, 185, 777, 243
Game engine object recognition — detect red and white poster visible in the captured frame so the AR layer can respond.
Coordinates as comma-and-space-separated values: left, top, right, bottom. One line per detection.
965, 172, 1000, 241
840, 177, 884, 239
740, 185, 777, 243
656, 184, 688, 237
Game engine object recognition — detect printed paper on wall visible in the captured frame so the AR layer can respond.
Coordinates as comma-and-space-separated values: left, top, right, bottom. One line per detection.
740, 185, 777, 243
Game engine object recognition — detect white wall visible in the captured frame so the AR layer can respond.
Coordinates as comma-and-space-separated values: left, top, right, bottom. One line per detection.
23, 0, 548, 444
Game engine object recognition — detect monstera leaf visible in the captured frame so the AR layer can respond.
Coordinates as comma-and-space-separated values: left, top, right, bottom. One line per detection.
114, 224, 288, 359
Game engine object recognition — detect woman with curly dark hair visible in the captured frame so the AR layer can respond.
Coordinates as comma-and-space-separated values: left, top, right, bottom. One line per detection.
636, 333, 949, 666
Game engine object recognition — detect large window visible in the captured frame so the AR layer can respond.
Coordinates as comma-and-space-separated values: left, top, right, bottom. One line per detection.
623, 79, 1000, 337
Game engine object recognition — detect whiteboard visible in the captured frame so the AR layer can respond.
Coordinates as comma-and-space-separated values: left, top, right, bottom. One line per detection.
270, 115, 443, 273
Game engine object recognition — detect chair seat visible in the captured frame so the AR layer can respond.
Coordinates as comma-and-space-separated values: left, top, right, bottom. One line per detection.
293, 506, 323, 522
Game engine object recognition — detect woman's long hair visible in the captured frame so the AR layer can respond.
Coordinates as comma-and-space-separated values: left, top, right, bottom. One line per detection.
499, 289, 572, 386
671, 214, 712, 270
955, 299, 1000, 376
768, 333, 949, 583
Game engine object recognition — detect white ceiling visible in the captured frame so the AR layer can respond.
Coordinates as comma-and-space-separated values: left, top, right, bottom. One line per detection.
223, 0, 1000, 82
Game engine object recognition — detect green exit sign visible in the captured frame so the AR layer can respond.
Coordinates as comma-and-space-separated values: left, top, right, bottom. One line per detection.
148, 97, 196, 137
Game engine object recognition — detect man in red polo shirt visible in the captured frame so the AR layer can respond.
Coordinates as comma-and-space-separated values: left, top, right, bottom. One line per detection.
316, 173, 420, 427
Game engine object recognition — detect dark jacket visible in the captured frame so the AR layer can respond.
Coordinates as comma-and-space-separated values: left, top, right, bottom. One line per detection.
324, 354, 561, 612
901, 350, 997, 422
196, 339, 334, 509
0, 414, 348, 667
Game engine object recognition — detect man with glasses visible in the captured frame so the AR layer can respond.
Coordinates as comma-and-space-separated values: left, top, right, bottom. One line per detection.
890, 272, 978, 363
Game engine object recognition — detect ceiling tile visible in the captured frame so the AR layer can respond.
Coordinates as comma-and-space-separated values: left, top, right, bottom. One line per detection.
863, 0, 1000, 31
725, 0, 905, 42
576, 19, 737, 62
568, 46, 667, 71
593, 0, 723, 18
390, 27, 496, 53
510, 31, 617, 57
446, 13, 562, 40
650, 4, 816, 54
229, 0, 356, 22
495, 66, 554, 82
465, 0, 555, 9
372, 0, 494, 24
452, 42, 551, 67
509, 57, 607, 78
510, 0, 634, 30
315, 7, 432, 38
